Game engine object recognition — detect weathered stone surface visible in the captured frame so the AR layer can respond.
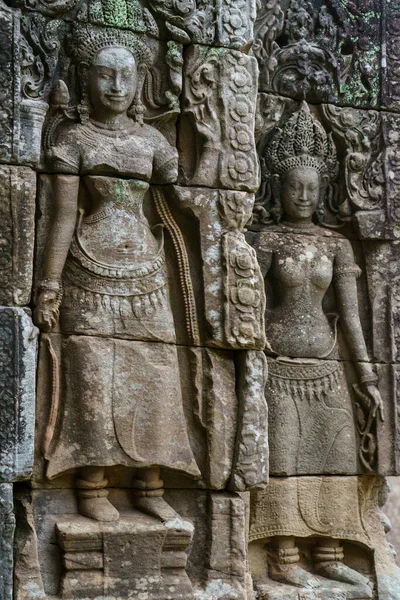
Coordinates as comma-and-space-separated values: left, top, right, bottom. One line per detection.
0, 166, 36, 306
382, 0, 400, 111
6, 0, 256, 50
362, 242, 400, 364
179, 45, 259, 192
244, 99, 400, 597
33, 336, 268, 492
371, 362, 400, 478
383, 476, 400, 564
254, 93, 400, 240
248, 101, 385, 478
173, 186, 265, 350
0, 484, 15, 600
17, 488, 250, 600
6, 0, 400, 597
0, 308, 38, 483
13, 489, 46, 600
254, 0, 381, 108
56, 514, 194, 599
230, 350, 268, 491
0, 2, 19, 164
0, 5, 57, 166
249, 475, 400, 599
204, 492, 248, 600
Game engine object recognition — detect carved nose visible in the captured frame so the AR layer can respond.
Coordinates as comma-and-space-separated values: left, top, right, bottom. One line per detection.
111, 75, 122, 92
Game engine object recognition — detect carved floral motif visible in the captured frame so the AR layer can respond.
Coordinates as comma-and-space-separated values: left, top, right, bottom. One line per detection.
181, 45, 259, 192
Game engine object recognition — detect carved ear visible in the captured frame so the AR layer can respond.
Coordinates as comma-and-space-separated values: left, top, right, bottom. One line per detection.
78, 62, 89, 80
320, 173, 329, 190
271, 173, 281, 200
136, 63, 147, 88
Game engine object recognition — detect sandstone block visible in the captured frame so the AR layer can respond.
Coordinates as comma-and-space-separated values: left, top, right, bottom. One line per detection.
0, 484, 15, 600
0, 308, 38, 482
0, 167, 36, 306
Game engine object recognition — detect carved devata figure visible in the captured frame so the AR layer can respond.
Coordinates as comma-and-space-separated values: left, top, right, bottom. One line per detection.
248, 104, 384, 592
34, 25, 200, 522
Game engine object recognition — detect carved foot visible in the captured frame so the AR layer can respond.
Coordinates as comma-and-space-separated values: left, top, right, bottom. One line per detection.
134, 495, 179, 522
268, 537, 321, 589
314, 561, 371, 588
268, 562, 321, 589
78, 492, 120, 522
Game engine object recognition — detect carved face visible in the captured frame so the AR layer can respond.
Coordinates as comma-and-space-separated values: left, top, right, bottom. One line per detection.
88, 47, 137, 117
280, 167, 320, 221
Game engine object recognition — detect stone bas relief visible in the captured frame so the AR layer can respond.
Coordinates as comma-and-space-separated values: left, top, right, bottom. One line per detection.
247, 102, 400, 598
251, 104, 383, 477
34, 26, 199, 524
17, 12, 266, 600
1, 1, 400, 600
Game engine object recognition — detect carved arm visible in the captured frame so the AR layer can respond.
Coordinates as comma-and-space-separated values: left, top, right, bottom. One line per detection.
34, 174, 79, 331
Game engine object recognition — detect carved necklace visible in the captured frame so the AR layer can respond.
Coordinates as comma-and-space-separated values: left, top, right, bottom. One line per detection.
281, 219, 316, 230
86, 118, 137, 137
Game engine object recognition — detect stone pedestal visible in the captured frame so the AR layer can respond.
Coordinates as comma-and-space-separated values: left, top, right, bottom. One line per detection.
56, 512, 194, 600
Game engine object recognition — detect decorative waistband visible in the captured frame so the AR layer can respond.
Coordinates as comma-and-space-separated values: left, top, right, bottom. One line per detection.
267, 358, 341, 403
267, 357, 339, 380
69, 233, 164, 281
63, 257, 166, 297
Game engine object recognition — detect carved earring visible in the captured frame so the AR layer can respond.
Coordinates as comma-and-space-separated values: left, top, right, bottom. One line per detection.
128, 64, 147, 125
78, 87, 90, 125
316, 194, 325, 223
128, 98, 144, 125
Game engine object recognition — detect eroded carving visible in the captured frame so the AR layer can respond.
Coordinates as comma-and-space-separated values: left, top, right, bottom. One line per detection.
0, 167, 36, 305
253, 0, 381, 107
180, 45, 259, 192
0, 308, 38, 483
248, 103, 384, 594
35, 25, 200, 526
0, 484, 15, 600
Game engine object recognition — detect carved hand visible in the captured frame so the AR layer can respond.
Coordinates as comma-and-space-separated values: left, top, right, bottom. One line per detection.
363, 384, 384, 421
34, 288, 61, 332
354, 382, 384, 422
193, 104, 221, 147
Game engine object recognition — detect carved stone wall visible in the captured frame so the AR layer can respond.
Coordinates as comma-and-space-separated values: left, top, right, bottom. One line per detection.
0, 1, 399, 600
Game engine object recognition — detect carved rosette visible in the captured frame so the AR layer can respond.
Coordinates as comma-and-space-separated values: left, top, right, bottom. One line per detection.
181, 46, 259, 192
174, 186, 265, 350
217, 0, 256, 49
223, 234, 264, 348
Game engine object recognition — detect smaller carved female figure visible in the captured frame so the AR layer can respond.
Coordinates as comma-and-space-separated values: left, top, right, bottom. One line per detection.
249, 104, 383, 591
34, 25, 200, 523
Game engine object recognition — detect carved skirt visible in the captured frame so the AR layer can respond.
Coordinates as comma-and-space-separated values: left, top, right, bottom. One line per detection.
267, 357, 357, 475
59, 232, 176, 343
249, 476, 369, 544
46, 335, 200, 480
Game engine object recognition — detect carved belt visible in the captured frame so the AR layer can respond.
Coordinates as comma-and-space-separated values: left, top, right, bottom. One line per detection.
64, 236, 166, 297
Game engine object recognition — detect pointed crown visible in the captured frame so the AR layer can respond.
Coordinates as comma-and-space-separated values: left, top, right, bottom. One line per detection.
265, 102, 338, 180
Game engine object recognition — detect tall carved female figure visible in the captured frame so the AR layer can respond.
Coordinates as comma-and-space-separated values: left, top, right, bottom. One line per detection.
249, 104, 383, 592
34, 25, 200, 522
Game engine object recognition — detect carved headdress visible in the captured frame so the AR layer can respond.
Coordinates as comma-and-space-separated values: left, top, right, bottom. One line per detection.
266, 102, 338, 181
69, 24, 154, 124
252, 103, 340, 228
71, 24, 153, 67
